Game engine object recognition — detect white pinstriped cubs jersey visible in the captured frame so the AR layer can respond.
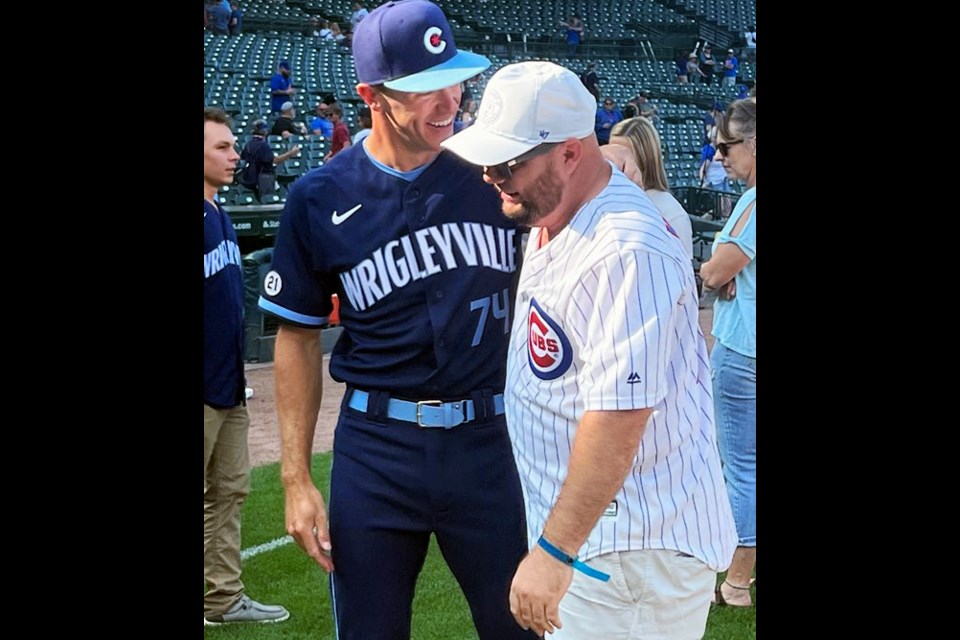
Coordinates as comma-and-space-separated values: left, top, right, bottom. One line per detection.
504, 167, 736, 572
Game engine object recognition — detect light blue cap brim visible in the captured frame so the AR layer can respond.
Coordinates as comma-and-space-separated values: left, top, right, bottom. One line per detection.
383, 50, 490, 92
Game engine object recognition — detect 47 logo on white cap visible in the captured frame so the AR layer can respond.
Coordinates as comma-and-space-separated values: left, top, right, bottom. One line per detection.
527, 298, 572, 380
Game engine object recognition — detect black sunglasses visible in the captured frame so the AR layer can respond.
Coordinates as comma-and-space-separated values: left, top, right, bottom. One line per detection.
716, 140, 744, 156
483, 143, 561, 180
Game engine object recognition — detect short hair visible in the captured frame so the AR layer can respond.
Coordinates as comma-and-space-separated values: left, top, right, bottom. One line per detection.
609, 117, 670, 192
204, 107, 231, 133
326, 103, 343, 117
719, 99, 756, 141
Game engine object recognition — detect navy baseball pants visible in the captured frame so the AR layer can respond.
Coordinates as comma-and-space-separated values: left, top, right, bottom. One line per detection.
327, 391, 537, 640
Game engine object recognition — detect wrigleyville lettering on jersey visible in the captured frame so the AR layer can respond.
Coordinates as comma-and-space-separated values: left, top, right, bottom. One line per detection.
336, 221, 517, 346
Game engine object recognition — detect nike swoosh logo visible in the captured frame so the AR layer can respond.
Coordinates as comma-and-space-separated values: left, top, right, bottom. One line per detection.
332, 204, 362, 225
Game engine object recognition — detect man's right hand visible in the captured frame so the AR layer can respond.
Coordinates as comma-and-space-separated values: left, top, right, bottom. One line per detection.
285, 482, 335, 572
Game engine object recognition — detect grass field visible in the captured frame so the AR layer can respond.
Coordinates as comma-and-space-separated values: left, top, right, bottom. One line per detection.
204, 453, 756, 639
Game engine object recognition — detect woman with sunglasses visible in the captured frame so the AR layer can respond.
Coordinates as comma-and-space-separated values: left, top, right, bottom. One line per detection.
699, 98, 757, 608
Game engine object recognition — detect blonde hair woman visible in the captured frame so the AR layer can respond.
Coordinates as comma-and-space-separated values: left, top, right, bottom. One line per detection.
609, 117, 693, 257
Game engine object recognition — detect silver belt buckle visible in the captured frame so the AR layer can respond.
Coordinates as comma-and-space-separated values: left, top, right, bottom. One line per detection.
416, 400, 443, 427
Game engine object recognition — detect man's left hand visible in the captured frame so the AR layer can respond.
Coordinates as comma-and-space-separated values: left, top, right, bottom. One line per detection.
509, 547, 573, 637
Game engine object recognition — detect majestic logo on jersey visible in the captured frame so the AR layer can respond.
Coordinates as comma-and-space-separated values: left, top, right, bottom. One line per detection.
423, 27, 447, 54
339, 223, 517, 312
627, 372, 641, 384
527, 298, 572, 380
332, 204, 362, 225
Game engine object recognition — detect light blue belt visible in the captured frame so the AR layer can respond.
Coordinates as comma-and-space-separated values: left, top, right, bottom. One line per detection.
348, 389, 505, 429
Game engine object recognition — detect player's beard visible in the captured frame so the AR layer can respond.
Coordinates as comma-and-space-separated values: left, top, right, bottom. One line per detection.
501, 164, 564, 227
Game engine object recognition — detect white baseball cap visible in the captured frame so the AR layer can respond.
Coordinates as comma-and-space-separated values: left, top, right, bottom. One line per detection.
440, 61, 597, 166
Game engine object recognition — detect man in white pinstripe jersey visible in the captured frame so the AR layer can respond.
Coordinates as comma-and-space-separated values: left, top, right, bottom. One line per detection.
442, 61, 737, 639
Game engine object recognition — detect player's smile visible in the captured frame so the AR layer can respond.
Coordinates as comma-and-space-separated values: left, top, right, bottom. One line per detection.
427, 115, 454, 128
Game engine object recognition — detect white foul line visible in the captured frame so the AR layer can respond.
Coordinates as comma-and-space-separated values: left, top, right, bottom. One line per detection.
241, 535, 294, 560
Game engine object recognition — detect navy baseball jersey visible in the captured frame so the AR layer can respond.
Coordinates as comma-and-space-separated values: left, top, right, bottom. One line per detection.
204, 198, 246, 409
259, 143, 520, 399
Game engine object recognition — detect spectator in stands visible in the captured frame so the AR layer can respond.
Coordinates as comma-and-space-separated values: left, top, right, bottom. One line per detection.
703, 102, 724, 144
594, 96, 622, 145
700, 126, 730, 182
723, 49, 739, 87
228, 2, 243, 35
744, 25, 756, 62
637, 92, 660, 125
204, 107, 290, 628
330, 21, 347, 44
271, 60, 296, 115
457, 77, 476, 122
610, 116, 693, 257
352, 105, 372, 144
687, 53, 707, 84
271, 102, 308, 138
323, 103, 351, 160
580, 62, 601, 103
315, 18, 333, 39
239, 119, 301, 199
206, 0, 230, 35
310, 104, 334, 138
350, 2, 369, 30
676, 51, 689, 83
699, 98, 757, 608
700, 45, 716, 85
559, 14, 584, 58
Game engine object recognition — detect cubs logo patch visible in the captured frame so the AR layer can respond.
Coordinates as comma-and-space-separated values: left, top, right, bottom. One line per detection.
527, 298, 572, 380
423, 27, 446, 54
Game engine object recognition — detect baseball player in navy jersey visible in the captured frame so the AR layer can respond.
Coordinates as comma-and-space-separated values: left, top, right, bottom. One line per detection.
442, 61, 737, 639
203, 107, 289, 626
257, 2, 536, 639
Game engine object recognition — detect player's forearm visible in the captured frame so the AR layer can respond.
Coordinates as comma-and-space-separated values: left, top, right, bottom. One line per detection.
541, 408, 651, 554
274, 324, 324, 487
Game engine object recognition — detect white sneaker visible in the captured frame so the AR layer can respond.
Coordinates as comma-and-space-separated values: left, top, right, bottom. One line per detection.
204, 594, 290, 626
245, 387, 254, 400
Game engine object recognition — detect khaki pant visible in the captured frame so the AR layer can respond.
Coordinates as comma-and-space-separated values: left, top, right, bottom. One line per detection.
203, 403, 250, 616
553, 549, 715, 640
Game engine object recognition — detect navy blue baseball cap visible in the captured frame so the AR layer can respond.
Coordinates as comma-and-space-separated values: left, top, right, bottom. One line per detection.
353, 0, 490, 92
279, 60, 291, 70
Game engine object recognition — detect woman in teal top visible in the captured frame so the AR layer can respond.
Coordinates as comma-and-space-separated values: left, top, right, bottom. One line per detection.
700, 98, 756, 608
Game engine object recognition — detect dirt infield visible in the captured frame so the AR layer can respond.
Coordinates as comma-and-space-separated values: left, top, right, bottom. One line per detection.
245, 355, 345, 468
246, 308, 715, 468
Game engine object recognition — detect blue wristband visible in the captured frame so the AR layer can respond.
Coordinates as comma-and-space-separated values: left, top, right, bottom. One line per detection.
537, 536, 610, 582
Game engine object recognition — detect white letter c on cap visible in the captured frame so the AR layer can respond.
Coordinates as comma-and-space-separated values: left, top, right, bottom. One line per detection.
423, 27, 446, 54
